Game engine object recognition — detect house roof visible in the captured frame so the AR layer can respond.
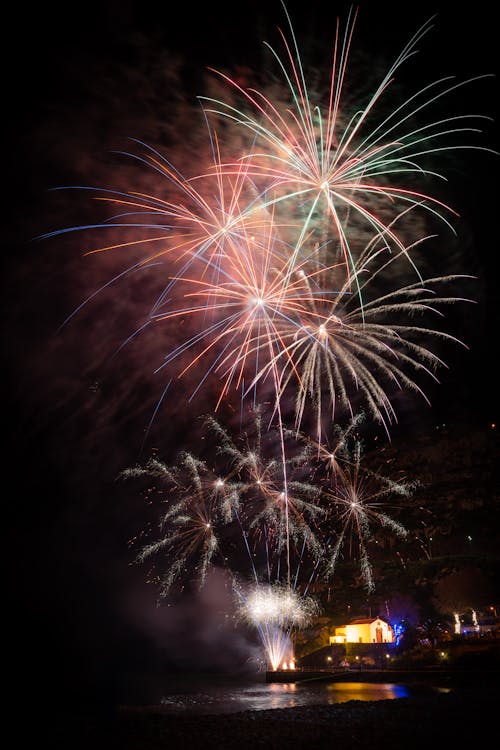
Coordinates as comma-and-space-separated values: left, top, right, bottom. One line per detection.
334, 617, 392, 630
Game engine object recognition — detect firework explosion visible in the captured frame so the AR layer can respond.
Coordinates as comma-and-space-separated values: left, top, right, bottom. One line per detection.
50, 3, 493, 668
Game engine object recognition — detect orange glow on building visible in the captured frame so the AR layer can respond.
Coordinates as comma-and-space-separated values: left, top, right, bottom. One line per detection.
329, 617, 395, 644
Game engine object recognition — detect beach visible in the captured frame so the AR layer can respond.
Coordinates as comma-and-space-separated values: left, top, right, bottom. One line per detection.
43, 686, 497, 750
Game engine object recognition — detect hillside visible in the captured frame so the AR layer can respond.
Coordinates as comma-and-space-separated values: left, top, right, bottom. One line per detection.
294, 418, 499, 654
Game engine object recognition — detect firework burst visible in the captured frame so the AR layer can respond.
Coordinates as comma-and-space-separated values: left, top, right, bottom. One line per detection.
237, 582, 319, 670
204, 409, 323, 587
254, 234, 474, 438
121, 450, 241, 596
202, 2, 493, 285
321, 434, 413, 592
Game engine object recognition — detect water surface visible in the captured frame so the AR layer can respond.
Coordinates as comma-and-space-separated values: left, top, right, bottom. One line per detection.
141, 674, 451, 715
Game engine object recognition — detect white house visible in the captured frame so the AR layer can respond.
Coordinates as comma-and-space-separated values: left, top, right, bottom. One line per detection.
329, 617, 395, 644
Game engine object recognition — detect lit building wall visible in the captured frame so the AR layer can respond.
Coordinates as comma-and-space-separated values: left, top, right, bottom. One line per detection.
329, 618, 395, 644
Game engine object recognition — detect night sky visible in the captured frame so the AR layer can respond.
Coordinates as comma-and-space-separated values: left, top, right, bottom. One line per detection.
4, 0, 498, 714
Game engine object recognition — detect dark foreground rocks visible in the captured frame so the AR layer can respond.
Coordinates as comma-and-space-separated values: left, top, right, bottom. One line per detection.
38, 688, 498, 750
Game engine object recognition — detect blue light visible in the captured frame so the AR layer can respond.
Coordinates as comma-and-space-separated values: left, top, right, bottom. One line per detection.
392, 621, 405, 646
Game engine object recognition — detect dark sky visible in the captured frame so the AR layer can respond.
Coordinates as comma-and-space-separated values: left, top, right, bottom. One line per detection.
4, 0, 498, 713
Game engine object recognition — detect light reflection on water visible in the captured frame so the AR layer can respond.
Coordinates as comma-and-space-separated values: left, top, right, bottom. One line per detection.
326, 681, 410, 702
155, 677, 451, 715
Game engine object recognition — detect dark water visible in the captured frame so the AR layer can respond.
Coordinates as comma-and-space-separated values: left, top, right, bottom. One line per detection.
130, 674, 452, 715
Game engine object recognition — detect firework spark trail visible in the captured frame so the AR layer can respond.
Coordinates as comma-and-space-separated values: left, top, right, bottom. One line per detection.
204, 410, 323, 587
259, 261, 475, 439
286, 411, 365, 475
42, 137, 273, 296
121, 451, 242, 595
322, 434, 412, 592
202, 4, 493, 285
151, 206, 308, 409
280, 412, 416, 593
44, 135, 316, 419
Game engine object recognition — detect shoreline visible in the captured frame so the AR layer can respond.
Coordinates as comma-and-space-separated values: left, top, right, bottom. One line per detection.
43, 682, 498, 749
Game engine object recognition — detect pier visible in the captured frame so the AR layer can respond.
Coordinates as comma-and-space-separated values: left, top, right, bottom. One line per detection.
265, 667, 500, 684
